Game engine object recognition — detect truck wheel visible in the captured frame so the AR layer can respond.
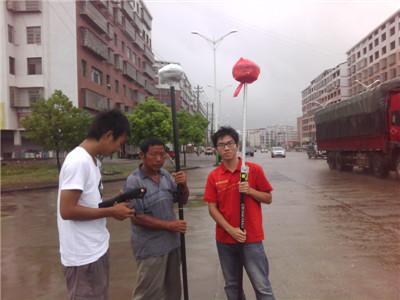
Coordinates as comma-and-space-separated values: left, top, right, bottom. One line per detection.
396, 156, 400, 179
372, 154, 389, 178
335, 153, 345, 171
327, 153, 336, 170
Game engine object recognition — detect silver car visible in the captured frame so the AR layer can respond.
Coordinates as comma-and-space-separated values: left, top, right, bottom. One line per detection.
271, 147, 286, 158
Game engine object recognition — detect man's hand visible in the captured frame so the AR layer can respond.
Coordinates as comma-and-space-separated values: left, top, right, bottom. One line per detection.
111, 202, 135, 220
238, 181, 252, 195
167, 220, 187, 233
172, 171, 187, 185
228, 227, 246, 243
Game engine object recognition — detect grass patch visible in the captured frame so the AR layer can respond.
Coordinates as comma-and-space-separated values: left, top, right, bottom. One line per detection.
1, 159, 139, 188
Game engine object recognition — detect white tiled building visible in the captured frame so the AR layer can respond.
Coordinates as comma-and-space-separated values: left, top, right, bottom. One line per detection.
347, 10, 400, 96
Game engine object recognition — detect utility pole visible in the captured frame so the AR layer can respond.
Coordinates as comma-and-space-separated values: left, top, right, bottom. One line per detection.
193, 85, 203, 113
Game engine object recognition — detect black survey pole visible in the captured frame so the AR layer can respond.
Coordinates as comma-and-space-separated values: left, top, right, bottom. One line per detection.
170, 85, 189, 300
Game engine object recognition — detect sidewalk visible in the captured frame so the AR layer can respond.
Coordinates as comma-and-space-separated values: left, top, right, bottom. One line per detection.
1, 153, 215, 193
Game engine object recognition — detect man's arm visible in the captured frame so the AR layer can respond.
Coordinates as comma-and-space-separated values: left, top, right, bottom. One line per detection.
60, 190, 134, 221
132, 214, 187, 233
238, 182, 272, 204
172, 171, 189, 204
208, 203, 246, 243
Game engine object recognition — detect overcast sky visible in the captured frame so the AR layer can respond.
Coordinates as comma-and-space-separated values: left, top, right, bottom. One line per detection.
145, 0, 399, 129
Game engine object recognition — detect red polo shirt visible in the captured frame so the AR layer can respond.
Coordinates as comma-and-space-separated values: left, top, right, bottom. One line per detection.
204, 158, 273, 244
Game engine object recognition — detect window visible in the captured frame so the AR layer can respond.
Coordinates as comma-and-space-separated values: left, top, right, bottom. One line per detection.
123, 84, 126, 96
357, 51, 360, 58
122, 41, 125, 52
27, 26, 41, 44
369, 43, 372, 50
381, 32, 386, 42
363, 47, 366, 54
106, 75, 111, 89
81, 59, 87, 76
8, 25, 14, 43
374, 51, 379, 59
127, 47, 132, 60
28, 88, 42, 104
91, 67, 102, 85
374, 38, 378, 46
382, 46, 386, 55
27, 57, 42, 74
9, 57, 15, 75
390, 40, 395, 50
114, 33, 118, 47
369, 55, 373, 63
115, 80, 119, 93
390, 27, 395, 36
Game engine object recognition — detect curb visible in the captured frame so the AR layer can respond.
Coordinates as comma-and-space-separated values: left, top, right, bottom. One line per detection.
1, 165, 205, 194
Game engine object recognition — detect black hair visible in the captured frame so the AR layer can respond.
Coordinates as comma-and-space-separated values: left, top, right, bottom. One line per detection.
211, 126, 239, 147
139, 137, 166, 154
87, 109, 130, 140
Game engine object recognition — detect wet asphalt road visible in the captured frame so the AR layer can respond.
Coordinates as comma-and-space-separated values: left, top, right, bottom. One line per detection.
1, 152, 399, 300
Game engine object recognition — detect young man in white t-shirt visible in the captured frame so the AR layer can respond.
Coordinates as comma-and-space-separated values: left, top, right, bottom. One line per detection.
57, 109, 134, 300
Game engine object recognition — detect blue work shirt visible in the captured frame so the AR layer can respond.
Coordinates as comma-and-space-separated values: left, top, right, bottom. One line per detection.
124, 166, 179, 260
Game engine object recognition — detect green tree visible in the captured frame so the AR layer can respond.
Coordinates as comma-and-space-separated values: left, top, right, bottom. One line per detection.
126, 97, 172, 145
21, 90, 93, 172
177, 111, 209, 166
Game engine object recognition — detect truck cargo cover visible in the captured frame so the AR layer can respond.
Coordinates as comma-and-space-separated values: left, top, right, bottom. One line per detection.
315, 79, 400, 141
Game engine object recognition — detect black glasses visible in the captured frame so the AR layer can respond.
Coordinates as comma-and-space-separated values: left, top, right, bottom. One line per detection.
216, 140, 236, 149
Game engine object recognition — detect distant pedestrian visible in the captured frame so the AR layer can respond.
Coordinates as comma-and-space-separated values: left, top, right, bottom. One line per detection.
57, 109, 135, 300
124, 137, 190, 300
204, 126, 275, 300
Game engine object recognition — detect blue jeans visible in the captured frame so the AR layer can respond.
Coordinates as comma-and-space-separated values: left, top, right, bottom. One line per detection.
216, 242, 275, 300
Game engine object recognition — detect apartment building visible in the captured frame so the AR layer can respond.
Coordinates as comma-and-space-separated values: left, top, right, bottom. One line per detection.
154, 60, 197, 113
347, 10, 400, 96
299, 62, 349, 143
246, 126, 298, 149
1, 0, 156, 159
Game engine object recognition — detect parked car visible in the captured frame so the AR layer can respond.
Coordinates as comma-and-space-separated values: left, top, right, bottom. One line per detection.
260, 148, 268, 153
204, 147, 214, 156
245, 147, 255, 157
271, 147, 286, 158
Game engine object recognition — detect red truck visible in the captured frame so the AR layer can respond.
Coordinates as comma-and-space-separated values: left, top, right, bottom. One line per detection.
315, 79, 400, 178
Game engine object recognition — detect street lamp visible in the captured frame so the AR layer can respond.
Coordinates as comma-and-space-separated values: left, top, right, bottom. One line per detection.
191, 30, 238, 132
207, 84, 232, 126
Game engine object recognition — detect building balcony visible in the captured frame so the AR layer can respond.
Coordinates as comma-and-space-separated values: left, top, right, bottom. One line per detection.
123, 61, 138, 81
121, 1, 134, 21
80, 1, 108, 34
135, 73, 145, 87
7, 0, 41, 12
143, 64, 156, 79
143, 46, 155, 63
114, 8, 123, 26
81, 28, 108, 60
145, 82, 158, 95
133, 12, 143, 32
82, 88, 109, 111
9, 87, 44, 108
107, 48, 114, 65
137, 92, 147, 103
133, 32, 144, 50
114, 54, 123, 71
142, 10, 152, 30
122, 20, 136, 41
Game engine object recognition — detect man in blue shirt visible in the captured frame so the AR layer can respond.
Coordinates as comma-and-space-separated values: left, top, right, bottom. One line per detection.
124, 137, 189, 300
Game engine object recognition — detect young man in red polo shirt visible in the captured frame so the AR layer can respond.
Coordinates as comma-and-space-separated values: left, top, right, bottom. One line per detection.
204, 126, 275, 300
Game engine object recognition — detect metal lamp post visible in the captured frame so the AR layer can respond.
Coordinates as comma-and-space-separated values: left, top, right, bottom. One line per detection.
158, 64, 189, 300
191, 30, 238, 133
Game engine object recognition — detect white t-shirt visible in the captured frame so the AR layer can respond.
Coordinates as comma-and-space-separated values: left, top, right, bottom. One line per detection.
57, 146, 110, 267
